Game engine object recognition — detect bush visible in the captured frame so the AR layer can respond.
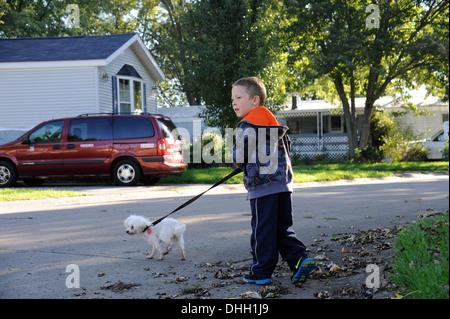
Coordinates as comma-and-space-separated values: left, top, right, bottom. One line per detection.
354, 145, 383, 163
379, 128, 427, 162
186, 131, 232, 168
372, 109, 427, 162
443, 140, 449, 161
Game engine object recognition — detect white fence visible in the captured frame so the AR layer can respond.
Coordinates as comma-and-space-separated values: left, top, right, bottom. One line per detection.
290, 133, 349, 160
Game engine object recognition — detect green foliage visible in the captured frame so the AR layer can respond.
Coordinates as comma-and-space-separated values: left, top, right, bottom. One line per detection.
378, 124, 428, 162
182, 0, 289, 129
285, 0, 449, 156
442, 140, 449, 161
354, 145, 382, 163
370, 109, 428, 162
0, 0, 140, 38
392, 212, 449, 299
186, 131, 232, 169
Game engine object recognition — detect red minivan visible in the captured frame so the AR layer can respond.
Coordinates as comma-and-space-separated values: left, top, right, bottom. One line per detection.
0, 114, 187, 187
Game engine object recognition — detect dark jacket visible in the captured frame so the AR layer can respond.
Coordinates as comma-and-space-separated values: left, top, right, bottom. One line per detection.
233, 107, 293, 200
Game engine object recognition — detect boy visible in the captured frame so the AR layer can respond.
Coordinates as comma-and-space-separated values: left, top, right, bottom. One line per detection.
231, 77, 315, 285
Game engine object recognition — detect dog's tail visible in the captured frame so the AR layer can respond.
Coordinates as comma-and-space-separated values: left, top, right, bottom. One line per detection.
175, 223, 186, 237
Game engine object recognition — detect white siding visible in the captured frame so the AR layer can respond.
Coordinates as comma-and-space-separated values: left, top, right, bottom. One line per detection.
392, 105, 449, 139
98, 46, 158, 114
0, 67, 97, 130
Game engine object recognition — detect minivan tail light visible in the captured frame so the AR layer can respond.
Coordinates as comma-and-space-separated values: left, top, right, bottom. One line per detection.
157, 139, 167, 155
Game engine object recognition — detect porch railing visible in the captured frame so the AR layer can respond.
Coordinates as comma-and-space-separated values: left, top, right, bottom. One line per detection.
290, 133, 349, 160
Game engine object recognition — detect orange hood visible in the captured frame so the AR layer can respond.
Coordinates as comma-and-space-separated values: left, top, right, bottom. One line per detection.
241, 106, 281, 126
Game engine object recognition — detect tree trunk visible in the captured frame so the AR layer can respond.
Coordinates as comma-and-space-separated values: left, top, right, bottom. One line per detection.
333, 74, 358, 159
359, 68, 379, 149
185, 90, 198, 106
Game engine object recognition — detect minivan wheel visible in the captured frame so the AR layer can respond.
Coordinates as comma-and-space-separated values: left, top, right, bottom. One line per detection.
0, 161, 17, 188
113, 160, 141, 186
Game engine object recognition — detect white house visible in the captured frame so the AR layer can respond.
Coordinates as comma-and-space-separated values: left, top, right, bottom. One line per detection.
277, 92, 449, 160
0, 33, 165, 144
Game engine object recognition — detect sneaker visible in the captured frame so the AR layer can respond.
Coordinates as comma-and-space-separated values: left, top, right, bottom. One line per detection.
243, 274, 272, 285
291, 257, 316, 284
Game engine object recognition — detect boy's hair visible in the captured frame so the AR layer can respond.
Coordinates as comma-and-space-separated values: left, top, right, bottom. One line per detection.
233, 77, 266, 106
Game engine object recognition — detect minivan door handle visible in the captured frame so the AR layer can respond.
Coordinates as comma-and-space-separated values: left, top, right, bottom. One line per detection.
66, 144, 76, 149
53, 145, 62, 150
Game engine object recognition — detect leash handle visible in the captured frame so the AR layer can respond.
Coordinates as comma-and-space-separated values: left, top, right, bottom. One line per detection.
151, 168, 243, 226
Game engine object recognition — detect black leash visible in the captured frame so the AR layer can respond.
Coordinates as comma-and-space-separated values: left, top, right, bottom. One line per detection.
150, 168, 243, 227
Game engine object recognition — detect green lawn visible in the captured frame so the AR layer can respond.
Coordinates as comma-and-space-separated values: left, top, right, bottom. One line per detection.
1, 161, 447, 201
160, 161, 449, 184
391, 211, 449, 299
0, 188, 88, 201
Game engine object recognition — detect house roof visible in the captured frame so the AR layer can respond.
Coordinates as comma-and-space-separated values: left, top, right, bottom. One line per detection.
157, 105, 205, 119
0, 33, 165, 81
278, 93, 446, 118
0, 33, 136, 63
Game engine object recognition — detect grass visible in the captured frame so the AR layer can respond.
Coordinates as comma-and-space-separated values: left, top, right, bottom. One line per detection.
1, 161, 447, 201
160, 161, 449, 184
0, 188, 88, 201
391, 211, 449, 299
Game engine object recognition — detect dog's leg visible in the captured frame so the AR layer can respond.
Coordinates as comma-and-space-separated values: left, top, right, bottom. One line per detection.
166, 239, 173, 252
147, 243, 156, 259
175, 237, 186, 260
153, 240, 166, 261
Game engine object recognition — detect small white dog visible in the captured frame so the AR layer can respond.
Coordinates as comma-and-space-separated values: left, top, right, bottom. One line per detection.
124, 215, 186, 261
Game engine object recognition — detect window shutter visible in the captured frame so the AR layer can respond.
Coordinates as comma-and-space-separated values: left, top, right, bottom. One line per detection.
112, 75, 118, 114
143, 83, 147, 114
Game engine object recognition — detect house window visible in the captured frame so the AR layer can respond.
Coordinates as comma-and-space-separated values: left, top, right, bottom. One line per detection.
287, 119, 300, 134
329, 115, 343, 133
117, 77, 144, 114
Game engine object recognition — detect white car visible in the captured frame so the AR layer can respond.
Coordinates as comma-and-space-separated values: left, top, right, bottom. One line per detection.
425, 130, 448, 160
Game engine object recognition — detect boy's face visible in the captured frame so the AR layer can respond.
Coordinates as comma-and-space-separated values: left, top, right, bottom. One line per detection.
231, 85, 259, 118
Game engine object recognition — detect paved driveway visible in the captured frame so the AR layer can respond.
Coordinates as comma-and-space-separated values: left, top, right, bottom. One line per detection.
0, 173, 448, 299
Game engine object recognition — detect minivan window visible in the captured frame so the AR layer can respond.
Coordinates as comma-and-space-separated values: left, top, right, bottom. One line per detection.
113, 117, 154, 139
28, 120, 65, 143
68, 118, 113, 142
157, 117, 178, 139
434, 132, 445, 142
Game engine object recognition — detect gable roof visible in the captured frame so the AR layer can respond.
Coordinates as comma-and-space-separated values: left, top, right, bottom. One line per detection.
0, 33, 165, 81
0, 33, 136, 63
278, 93, 446, 118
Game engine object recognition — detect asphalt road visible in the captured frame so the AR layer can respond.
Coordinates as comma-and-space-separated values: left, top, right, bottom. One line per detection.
0, 173, 448, 300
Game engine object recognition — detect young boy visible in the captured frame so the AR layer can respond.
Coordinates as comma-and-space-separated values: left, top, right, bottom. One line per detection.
231, 77, 315, 285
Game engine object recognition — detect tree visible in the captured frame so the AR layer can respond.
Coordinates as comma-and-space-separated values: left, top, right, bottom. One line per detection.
135, 0, 202, 107
286, 0, 449, 158
0, 0, 139, 38
180, 0, 290, 129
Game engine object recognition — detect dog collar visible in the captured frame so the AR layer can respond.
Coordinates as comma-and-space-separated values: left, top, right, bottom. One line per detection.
143, 226, 152, 235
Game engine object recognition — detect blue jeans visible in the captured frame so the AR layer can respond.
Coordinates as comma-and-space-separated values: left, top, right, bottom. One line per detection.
249, 192, 308, 278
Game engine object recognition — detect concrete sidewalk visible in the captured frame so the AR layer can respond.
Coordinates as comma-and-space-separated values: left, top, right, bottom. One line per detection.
0, 173, 448, 299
